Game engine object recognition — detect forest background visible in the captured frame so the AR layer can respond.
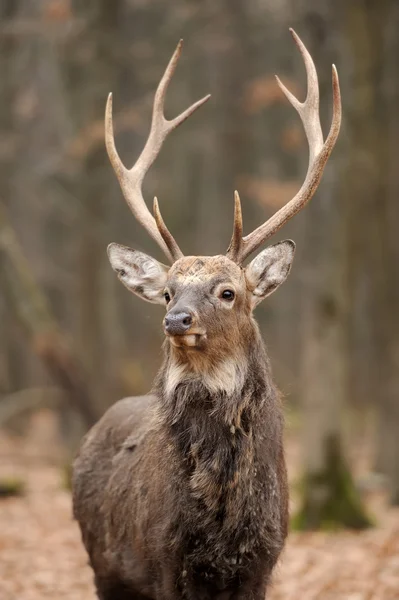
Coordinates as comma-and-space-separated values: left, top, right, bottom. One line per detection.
0, 1, 399, 598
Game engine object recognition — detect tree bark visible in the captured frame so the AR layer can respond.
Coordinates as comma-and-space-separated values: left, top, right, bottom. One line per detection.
293, 1, 370, 529
0, 204, 97, 429
336, 0, 399, 504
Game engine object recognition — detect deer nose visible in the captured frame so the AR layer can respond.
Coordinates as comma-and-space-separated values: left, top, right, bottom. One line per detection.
164, 311, 193, 336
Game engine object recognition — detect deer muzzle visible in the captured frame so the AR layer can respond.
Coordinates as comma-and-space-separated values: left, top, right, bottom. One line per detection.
164, 310, 193, 336
163, 307, 206, 349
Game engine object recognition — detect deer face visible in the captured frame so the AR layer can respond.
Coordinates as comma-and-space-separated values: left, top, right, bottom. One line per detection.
108, 241, 295, 355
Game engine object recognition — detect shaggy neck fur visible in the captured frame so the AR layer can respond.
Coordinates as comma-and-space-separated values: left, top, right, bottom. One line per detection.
154, 322, 280, 537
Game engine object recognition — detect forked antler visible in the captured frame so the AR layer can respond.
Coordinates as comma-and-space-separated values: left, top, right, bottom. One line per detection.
227, 28, 342, 263
105, 40, 210, 263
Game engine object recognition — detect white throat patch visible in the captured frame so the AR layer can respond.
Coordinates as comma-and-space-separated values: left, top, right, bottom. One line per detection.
164, 356, 246, 398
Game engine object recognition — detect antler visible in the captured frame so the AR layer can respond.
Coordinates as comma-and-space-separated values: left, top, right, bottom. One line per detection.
227, 29, 341, 264
105, 40, 210, 263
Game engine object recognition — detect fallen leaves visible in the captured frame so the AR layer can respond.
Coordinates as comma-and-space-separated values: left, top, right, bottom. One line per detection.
0, 418, 398, 599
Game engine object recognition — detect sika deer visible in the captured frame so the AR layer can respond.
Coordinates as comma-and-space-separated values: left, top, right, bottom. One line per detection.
72, 30, 341, 600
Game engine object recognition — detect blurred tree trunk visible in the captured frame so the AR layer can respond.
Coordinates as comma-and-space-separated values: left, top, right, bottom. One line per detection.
0, 1, 29, 397
340, 1, 390, 474
61, 1, 124, 412
2, 0, 102, 443
293, 3, 370, 529
372, 1, 399, 503
0, 1, 13, 395
0, 205, 97, 429
385, 17, 399, 505
337, 0, 399, 504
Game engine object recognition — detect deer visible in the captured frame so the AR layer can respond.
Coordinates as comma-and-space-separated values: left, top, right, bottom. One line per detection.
72, 29, 341, 600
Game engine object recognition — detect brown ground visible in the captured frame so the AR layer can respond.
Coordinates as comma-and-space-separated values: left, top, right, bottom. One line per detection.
0, 411, 399, 600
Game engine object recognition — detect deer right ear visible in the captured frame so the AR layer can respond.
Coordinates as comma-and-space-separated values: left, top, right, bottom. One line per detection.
107, 243, 169, 304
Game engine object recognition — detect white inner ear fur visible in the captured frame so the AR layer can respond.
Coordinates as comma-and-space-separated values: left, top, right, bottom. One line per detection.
107, 243, 169, 304
245, 240, 295, 306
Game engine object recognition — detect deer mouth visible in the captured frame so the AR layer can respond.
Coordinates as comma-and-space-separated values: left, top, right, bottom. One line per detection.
167, 332, 206, 349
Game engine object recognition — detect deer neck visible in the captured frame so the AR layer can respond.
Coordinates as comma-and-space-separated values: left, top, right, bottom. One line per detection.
154, 326, 276, 523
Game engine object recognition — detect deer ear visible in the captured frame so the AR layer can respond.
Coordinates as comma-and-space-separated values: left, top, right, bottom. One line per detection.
245, 240, 295, 306
107, 243, 169, 304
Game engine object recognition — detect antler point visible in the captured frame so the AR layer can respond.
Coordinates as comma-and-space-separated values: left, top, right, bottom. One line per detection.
106, 93, 113, 110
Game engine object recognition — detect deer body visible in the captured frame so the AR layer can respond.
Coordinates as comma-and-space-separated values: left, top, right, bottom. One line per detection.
72, 30, 341, 600
73, 301, 287, 599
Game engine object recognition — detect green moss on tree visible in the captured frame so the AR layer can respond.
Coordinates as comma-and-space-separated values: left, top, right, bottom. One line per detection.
292, 435, 372, 531
62, 463, 73, 491
0, 477, 25, 498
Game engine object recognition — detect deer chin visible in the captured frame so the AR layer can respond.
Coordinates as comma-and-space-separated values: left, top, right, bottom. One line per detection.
167, 333, 206, 350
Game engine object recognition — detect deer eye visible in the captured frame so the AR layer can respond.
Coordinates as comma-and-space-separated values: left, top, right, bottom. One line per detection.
164, 291, 171, 303
221, 289, 235, 301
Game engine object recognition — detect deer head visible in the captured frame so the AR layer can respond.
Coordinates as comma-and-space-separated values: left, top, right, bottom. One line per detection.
106, 30, 341, 360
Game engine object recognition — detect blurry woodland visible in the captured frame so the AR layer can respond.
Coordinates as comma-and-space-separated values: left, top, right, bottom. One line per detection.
0, 1, 399, 598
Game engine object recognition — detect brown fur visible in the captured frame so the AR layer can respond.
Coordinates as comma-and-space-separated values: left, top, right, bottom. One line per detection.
72, 253, 291, 600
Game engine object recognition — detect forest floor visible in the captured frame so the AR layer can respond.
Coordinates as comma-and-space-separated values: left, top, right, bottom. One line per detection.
0, 411, 399, 600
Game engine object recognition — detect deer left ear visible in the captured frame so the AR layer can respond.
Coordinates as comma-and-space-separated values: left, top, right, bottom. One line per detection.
245, 240, 295, 306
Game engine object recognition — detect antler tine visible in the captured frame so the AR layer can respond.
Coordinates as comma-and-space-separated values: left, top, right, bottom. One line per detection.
153, 197, 184, 261
105, 40, 211, 264
226, 191, 243, 261
277, 29, 323, 165
233, 29, 341, 264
